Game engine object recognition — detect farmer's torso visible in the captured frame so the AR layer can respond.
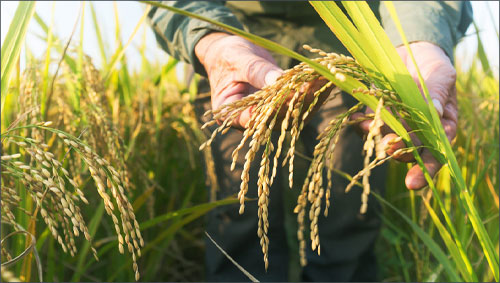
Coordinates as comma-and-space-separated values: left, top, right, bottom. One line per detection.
225, 1, 381, 68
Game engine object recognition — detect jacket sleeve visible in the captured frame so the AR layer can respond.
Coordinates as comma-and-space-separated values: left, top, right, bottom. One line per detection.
147, 1, 244, 76
380, 1, 473, 62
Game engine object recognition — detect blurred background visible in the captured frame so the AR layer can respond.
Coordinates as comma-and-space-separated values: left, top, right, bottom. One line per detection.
1, 1, 499, 76
1, 1, 498, 282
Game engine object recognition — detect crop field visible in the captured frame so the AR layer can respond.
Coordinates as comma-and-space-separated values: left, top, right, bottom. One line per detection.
1, 1, 498, 282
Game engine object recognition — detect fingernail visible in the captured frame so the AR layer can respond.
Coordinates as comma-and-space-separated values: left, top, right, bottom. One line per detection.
432, 99, 443, 117
406, 175, 426, 190
264, 69, 282, 87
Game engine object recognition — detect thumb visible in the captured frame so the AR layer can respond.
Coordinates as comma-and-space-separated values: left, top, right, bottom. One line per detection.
405, 149, 442, 190
425, 77, 451, 117
242, 57, 283, 89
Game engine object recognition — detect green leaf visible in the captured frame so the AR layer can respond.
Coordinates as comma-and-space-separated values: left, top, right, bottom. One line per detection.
89, 2, 108, 67
139, 0, 411, 143
33, 11, 77, 72
71, 202, 105, 282
108, 197, 239, 281
473, 21, 491, 76
1, 1, 36, 112
140, 197, 240, 230
422, 198, 477, 281
385, 3, 499, 279
103, 4, 149, 82
373, 192, 462, 282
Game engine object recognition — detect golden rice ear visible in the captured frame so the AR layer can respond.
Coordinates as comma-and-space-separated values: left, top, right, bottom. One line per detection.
199, 46, 405, 268
2, 58, 145, 279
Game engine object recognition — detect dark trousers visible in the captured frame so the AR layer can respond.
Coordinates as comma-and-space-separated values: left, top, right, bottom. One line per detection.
195, 79, 387, 282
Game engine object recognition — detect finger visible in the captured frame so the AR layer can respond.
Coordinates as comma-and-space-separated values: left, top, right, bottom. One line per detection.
359, 120, 372, 133
442, 85, 458, 142
418, 65, 455, 118
211, 82, 258, 129
237, 106, 255, 129
300, 79, 335, 123
380, 133, 415, 162
350, 112, 367, 123
359, 107, 375, 133
212, 82, 247, 110
357, 116, 391, 136
302, 78, 332, 106
405, 149, 442, 190
265, 69, 282, 87
242, 57, 283, 89
431, 98, 444, 117
357, 106, 394, 135
350, 112, 370, 136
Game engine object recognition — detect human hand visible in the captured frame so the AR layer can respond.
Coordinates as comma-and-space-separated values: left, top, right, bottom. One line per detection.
352, 41, 458, 190
195, 32, 331, 129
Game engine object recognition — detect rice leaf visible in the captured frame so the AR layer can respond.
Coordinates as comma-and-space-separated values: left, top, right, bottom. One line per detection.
385, 3, 499, 279
422, 197, 477, 281
1, 1, 36, 112
140, 197, 240, 230
71, 202, 105, 282
139, 0, 411, 143
89, 2, 108, 67
373, 192, 462, 282
33, 12, 77, 72
103, 4, 150, 81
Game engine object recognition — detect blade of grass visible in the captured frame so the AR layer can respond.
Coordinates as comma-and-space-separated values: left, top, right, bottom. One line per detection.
76, 1, 86, 112
1, 1, 36, 113
486, 2, 499, 39
33, 12, 77, 72
422, 195, 477, 281
394, 241, 411, 282
89, 2, 108, 67
42, 5, 82, 120
140, 197, 239, 230
103, 4, 150, 81
107, 197, 238, 281
472, 21, 491, 76
139, 25, 151, 75
385, 3, 499, 279
372, 191, 461, 282
470, 146, 498, 196
139, 0, 411, 144
142, 181, 198, 280
41, 2, 55, 117
70, 202, 105, 282
205, 231, 259, 282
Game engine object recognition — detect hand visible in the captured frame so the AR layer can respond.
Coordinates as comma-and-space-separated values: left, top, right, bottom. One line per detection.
195, 32, 331, 129
353, 41, 458, 190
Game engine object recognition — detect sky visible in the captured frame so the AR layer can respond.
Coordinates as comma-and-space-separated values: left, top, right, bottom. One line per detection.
1, 1, 499, 77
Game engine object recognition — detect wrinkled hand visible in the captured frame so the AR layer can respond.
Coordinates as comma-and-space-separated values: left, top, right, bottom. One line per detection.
195, 32, 330, 129
353, 41, 458, 190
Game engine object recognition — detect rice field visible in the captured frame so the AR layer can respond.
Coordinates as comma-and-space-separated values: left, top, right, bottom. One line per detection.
1, 1, 498, 282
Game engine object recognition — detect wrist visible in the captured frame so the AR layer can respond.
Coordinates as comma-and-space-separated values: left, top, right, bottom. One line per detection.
195, 32, 231, 68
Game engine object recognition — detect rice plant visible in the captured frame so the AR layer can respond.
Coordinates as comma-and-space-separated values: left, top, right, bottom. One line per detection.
145, 1, 499, 281
1, 1, 498, 282
198, 46, 419, 268
1, 2, 229, 282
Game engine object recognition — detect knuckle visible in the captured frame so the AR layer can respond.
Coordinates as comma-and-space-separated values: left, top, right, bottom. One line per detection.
449, 67, 457, 81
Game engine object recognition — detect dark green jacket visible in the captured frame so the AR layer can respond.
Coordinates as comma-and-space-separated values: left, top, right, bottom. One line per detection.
147, 1, 472, 76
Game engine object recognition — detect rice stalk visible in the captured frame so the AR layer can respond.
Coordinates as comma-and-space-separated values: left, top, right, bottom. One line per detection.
1, 59, 145, 280
199, 46, 421, 269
